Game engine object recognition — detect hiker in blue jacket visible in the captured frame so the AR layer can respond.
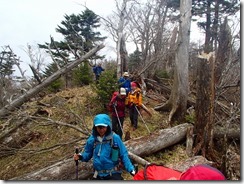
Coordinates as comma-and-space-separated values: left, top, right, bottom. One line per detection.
118, 72, 131, 95
93, 63, 104, 82
74, 114, 137, 180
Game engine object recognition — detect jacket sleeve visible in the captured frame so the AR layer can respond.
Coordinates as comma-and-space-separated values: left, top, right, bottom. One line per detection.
115, 135, 134, 173
93, 67, 97, 73
137, 91, 142, 106
80, 135, 94, 162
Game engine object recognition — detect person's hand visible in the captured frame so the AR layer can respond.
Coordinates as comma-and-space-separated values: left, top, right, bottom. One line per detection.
74, 154, 82, 161
134, 164, 138, 173
130, 164, 138, 176
130, 170, 136, 176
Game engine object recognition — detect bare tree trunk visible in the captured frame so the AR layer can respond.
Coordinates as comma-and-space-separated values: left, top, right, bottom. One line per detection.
120, 35, 129, 73
117, 33, 123, 78
0, 45, 104, 117
165, 26, 178, 74
154, 0, 192, 125
193, 56, 211, 157
116, 0, 128, 78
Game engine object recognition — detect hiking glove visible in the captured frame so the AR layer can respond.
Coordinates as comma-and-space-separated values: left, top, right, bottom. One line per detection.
134, 164, 138, 173
78, 154, 83, 160
130, 170, 136, 176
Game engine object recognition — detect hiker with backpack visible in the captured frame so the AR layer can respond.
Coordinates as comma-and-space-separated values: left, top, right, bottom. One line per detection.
126, 82, 142, 131
73, 114, 137, 180
93, 63, 105, 82
108, 87, 127, 140
118, 72, 131, 95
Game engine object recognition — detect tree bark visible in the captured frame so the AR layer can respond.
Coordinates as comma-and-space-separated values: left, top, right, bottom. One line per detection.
0, 44, 104, 117
116, 0, 127, 78
153, 0, 192, 124
11, 123, 193, 180
193, 56, 211, 157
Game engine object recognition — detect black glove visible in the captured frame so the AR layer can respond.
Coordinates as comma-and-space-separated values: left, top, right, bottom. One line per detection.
130, 164, 138, 176
130, 170, 136, 176
78, 154, 83, 160
134, 164, 138, 173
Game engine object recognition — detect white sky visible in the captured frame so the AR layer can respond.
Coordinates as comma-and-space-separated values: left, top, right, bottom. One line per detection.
0, 0, 117, 76
0, 0, 239, 77
0, 0, 116, 50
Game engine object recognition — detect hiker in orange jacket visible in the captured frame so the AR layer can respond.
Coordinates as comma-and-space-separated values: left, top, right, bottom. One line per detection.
126, 82, 142, 131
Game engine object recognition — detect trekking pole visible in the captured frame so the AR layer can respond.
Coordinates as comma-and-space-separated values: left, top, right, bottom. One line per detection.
113, 105, 124, 135
75, 147, 79, 180
134, 105, 151, 134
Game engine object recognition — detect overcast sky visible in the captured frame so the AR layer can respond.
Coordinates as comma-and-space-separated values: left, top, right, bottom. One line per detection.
0, 0, 117, 76
0, 0, 239, 77
0, 0, 115, 50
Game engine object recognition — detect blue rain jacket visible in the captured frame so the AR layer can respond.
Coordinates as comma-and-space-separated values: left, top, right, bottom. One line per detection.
80, 114, 134, 177
118, 77, 131, 94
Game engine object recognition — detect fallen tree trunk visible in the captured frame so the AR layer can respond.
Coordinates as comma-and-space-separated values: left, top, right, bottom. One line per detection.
213, 126, 240, 139
0, 44, 105, 118
11, 123, 192, 180
124, 123, 191, 156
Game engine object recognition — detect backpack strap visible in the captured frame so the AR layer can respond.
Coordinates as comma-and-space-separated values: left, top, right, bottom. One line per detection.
93, 132, 115, 149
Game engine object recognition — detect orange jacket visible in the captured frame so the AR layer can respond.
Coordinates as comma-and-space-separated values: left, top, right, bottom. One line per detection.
126, 88, 142, 107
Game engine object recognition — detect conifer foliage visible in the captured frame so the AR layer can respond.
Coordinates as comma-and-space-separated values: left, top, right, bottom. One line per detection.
39, 9, 106, 90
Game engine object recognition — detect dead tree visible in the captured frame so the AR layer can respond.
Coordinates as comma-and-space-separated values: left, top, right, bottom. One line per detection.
154, 0, 192, 124
193, 52, 215, 158
0, 44, 105, 117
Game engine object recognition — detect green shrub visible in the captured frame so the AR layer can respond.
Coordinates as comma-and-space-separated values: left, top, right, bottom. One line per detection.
185, 113, 195, 124
72, 61, 93, 86
48, 78, 64, 93
92, 69, 118, 109
155, 69, 170, 79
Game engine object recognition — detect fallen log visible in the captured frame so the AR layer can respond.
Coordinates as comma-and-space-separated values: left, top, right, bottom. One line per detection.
213, 126, 240, 140
125, 123, 192, 156
11, 123, 197, 180
141, 103, 152, 117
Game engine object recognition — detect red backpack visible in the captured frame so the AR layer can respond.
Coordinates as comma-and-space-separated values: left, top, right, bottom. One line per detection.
133, 163, 182, 180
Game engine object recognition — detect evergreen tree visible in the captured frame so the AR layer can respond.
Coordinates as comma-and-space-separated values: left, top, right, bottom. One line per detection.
73, 60, 93, 86
192, 0, 240, 52
39, 8, 106, 85
128, 49, 142, 72
0, 47, 15, 78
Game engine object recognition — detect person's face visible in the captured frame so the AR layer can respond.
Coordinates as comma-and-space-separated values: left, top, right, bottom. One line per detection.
120, 94, 126, 99
118, 94, 126, 99
131, 85, 137, 90
96, 126, 107, 137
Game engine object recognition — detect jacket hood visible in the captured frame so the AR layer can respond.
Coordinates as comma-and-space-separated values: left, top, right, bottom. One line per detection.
92, 114, 112, 136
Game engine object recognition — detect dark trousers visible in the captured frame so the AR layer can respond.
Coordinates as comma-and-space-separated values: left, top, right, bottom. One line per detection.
112, 116, 124, 139
95, 74, 100, 82
129, 105, 138, 129
92, 173, 124, 180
